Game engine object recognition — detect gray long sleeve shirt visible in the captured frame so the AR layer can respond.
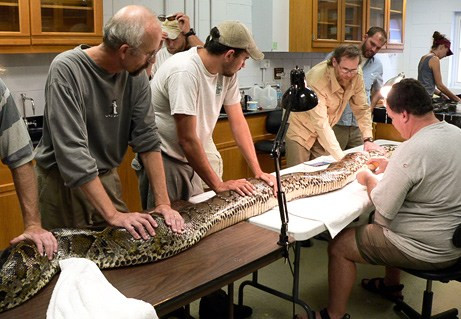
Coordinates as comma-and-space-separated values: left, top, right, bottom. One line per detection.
35, 45, 161, 188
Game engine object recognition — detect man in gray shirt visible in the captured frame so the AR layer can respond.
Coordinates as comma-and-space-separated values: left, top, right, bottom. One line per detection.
35, 5, 183, 239
1, 76, 57, 259
304, 79, 461, 319
327, 27, 387, 150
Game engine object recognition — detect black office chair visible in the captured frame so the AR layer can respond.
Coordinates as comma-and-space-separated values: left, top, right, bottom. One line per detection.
254, 109, 284, 163
394, 224, 461, 319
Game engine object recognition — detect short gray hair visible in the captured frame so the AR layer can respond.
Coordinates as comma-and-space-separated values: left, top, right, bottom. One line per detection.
103, 6, 155, 50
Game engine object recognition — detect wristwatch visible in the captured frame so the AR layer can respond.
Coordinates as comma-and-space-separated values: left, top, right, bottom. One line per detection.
363, 137, 374, 143
183, 28, 196, 38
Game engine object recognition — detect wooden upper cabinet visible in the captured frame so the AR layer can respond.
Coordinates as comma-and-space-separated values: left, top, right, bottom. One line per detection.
0, 0, 102, 53
290, 0, 405, 52
0, 0, 30, 45
366, 0, 406, 51
386, 0, 405, 50
312, 0, 366, 48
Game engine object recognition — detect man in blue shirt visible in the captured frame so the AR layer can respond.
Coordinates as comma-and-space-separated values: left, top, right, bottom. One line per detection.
326, 27, 387, 150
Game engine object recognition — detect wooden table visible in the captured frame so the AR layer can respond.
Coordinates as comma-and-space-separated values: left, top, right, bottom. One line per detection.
1, 222, 284, 319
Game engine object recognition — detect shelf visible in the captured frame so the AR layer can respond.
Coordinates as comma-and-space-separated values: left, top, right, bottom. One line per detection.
345, 24, 361, 27
370, 6, 384, 10
318, 21, 336, 25
345, 2, 361, 7
0, 2, 19, 6
41, 4, 93, 10
390, 9, 402, 13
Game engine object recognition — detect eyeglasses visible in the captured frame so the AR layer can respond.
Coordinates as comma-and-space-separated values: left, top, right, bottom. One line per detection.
338, 65, 358, 75
144, 50, 157, 64
131, 47, 157, 64
158, 14, 176, 22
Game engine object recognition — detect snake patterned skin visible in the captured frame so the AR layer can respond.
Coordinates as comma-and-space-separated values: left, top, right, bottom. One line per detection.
0, 148, 394, 313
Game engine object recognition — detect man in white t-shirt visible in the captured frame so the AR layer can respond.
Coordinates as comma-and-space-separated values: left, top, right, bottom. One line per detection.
150, 20, 276, 203
133, 13, 223, 210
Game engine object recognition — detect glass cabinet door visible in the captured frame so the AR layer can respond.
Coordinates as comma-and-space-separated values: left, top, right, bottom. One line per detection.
316, 0, 340, 41
368, 0, 386, 30
0, 0, 30, 45
388, 0, 404, 44
344, 0, 364, 41
0, 0, 21, 32
38, 0, 95, 33
29, 0, 102, 45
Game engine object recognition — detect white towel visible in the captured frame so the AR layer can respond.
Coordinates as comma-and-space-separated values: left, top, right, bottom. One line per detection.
47, 258, 158, 319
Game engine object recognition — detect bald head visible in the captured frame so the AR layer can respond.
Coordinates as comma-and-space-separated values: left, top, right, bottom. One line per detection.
103, 5, 161, 51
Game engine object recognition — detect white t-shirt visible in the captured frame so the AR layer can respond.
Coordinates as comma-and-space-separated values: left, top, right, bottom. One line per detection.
371, 121, 461, 263
151, 47, 241, 162
151, 47, 172, 76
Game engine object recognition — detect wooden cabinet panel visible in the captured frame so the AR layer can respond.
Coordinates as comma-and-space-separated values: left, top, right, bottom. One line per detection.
117, 148, 142, 212
213, 113, 278, 180
0, 0, 102, 53
313, 0, 342, 46
374, 122, 404, 141
386, 0, 405, 50
366, 0, 406, 52
0, 177, 24, 250
0, 0, 30, 45
290, 0, 405, 52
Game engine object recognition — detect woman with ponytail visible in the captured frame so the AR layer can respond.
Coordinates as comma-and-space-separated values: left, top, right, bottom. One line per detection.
418, 31, 460, 102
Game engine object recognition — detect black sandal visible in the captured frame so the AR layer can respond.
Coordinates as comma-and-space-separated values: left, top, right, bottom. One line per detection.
319, 308, 350, 319
361, 277, 404, 302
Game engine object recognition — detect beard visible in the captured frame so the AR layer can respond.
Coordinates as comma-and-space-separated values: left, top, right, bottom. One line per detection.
222, 63, 239, 77
361, 42, 375, 59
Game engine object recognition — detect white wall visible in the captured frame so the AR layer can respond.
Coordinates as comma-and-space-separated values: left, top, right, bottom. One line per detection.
401, 0, 460, 93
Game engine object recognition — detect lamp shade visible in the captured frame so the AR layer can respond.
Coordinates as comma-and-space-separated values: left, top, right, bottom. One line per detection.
380, 72, 405, 98
282, 67, 318, 112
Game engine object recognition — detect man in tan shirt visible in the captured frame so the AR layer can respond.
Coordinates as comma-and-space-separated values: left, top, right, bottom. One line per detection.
286, 45, 380, 167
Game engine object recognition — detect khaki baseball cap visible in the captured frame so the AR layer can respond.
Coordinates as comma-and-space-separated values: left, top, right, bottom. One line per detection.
162, 20, 180, 40
215, 21, 264, 61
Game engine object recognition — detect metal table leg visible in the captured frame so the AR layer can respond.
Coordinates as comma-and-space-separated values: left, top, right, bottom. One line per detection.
238, 241, 314, 319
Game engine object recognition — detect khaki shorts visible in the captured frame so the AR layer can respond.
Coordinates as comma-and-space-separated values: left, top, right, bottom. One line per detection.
332, 125, 363, 150
36, 165, 128, 230
285, 138, 326, 167
356, 224, 457, 270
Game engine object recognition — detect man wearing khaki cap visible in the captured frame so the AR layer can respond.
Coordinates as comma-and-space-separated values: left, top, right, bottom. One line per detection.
148, 20, 276, 203
144, 20, 276, 319
149, 12, 203, 75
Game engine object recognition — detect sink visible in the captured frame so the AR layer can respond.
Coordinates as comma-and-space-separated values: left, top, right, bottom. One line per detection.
24, 115, 43, 146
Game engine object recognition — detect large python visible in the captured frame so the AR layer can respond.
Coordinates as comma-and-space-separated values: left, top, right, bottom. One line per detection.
0, 149, 393, 313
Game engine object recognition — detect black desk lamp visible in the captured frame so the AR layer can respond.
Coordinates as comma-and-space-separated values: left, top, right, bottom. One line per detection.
271, 66, 318, 258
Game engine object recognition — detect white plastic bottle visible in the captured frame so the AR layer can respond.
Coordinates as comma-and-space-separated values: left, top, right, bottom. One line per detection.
248, 84, 262, 105
260, 85, 277, 109
276, 84, 283, 107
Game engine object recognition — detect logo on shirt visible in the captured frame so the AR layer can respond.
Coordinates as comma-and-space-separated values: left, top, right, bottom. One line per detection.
105, 100, 119, 118
216, 75, 223, 95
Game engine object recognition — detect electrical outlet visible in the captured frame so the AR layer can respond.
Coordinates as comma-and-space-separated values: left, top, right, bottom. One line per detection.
260, 59, 270, 69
